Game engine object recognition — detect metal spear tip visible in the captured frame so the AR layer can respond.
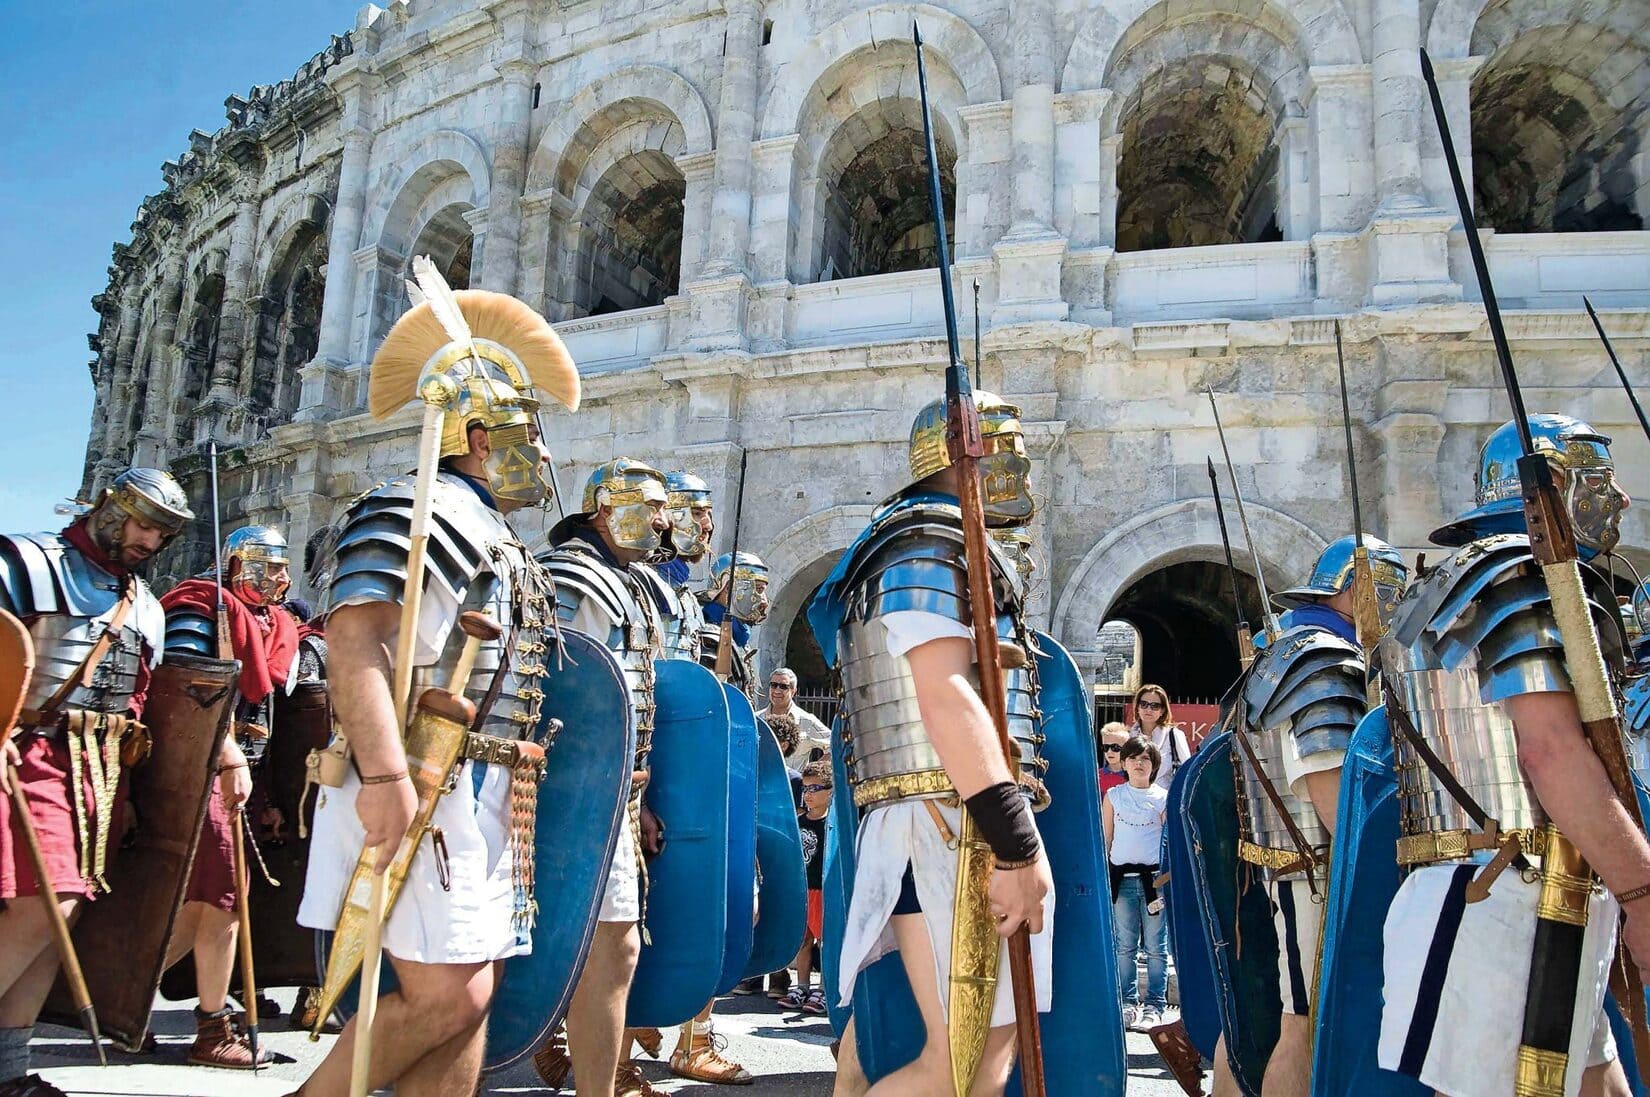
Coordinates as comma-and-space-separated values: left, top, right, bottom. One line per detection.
82, 1007, 106, 1067
912, 19, 922, 46
1418, 47, 1435, 80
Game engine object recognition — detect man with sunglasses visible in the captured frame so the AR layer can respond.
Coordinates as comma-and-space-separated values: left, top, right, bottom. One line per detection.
755, 668, 829, 770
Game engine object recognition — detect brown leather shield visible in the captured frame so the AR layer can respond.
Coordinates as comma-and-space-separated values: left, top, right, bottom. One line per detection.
162, 678, 332, 996
0, 609, 33, 741
45, 653, 236, 1049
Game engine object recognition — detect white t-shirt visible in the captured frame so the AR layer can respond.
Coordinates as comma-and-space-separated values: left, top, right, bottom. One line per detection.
1105, 782, 1168, 865
1142, 723, 1192, 791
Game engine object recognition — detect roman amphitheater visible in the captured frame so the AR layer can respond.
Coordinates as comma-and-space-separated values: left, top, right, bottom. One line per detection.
81, 0, 1650, 698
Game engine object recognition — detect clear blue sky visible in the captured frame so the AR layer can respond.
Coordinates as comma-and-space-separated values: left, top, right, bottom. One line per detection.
0, 1, 361, 532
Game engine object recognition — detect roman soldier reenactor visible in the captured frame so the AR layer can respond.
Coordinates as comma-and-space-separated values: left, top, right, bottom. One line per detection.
157, 524, 296, 1068
0, 468, 191, 1097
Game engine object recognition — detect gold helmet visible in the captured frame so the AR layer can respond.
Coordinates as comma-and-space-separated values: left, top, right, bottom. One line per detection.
908, 392, 1034, 526
367, 256, 581, 507
582, 459, 670, 552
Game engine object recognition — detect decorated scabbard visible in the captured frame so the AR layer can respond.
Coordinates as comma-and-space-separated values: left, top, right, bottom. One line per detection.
948, 812, 1002, 1095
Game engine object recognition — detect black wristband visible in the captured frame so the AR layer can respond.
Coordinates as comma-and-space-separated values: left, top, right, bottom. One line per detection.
963, 781, 1041, 864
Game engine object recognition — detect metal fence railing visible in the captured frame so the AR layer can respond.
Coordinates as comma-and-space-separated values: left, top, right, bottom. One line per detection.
793, 692, 839, 729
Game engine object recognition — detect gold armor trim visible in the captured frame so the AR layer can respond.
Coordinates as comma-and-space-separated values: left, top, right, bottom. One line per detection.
1514, 1045, 1568, 1097
1238, 839, 1315, 875
1535, 826, 1592, 927
1394, 825, 1552, 866
908, 392, 1025, 482
947, 811, 999, 1097
853, 769, 955, 808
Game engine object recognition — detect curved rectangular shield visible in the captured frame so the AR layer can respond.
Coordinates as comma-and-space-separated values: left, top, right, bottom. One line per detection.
625, 658, 732, 1028
45, 653, 237, 1049
1164, 733, 1227, 1061
716, 681, 759, 995
1006, 633, 1126, 1096
743, 716, 806, 980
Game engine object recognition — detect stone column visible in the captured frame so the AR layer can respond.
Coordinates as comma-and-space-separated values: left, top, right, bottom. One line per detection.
476, 59, 535, 294
101, 290, 142, 460
133, 253, 189, 466
209, 187, 262, 405
701, 0, 760, 279
1007, 0, 1056, 236
517, 188, 557, 315
300, 63, 376, 422
1371, 0, 1427, 211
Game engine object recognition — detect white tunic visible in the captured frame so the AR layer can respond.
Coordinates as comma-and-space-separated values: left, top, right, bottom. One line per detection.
835, 609, 1055, 1027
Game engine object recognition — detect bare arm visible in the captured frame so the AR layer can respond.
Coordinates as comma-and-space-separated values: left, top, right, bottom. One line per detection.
328, 600, 417, 872
1303, 770, 1340, 837
1508, 690, 1650, 975
1102, 796, 1115, 853
905, 636, 1017, 797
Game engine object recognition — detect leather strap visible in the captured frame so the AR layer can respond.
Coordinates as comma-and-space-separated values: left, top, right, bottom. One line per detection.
36, 578, 137, 718
1228, 707, 1322, 888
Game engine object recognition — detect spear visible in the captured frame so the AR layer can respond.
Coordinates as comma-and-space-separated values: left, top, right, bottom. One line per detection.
1335, 322, 1382, 704
1206, 457, 1254, 667
1206, 386, 1281, 642
1422, 48, 1650, 1090
714, 449, 749, 682
1584, 296, 1650, 446
916, 22, 1044, 1096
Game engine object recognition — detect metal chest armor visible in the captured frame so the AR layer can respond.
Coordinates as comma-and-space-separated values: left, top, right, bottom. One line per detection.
658, 579, 703, 663
834, 502, 1046, 810
1381, 533, 1625, 867
327, 474, 551, 740
0, 532, 163, 718
541, 540, 663, 770
1237, 623, 1367, 878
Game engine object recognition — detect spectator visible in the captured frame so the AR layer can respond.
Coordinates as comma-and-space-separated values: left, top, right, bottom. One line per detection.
1098, 721, 1129, 796
757, 667, 831, 768
781, 760, 831, 1016
1129, 683, 1191, 791
1103, 737, 1170, 1030
768, 711, 805, 807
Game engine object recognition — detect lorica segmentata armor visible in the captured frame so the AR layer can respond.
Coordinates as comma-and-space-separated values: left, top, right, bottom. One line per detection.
1237, 623, 1366, 878
1381, 534, 1625, 867
834, 502, 1046, 810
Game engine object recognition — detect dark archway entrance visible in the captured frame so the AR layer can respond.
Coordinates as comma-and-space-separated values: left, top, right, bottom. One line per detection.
1105, 559, 1265, 701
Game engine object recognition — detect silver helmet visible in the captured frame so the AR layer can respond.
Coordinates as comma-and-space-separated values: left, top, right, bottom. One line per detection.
1273, 534, 1408, 627
224, 525, 291, 606
582, 458, 669, 553
664, 470, 714, 561
709, 551, 771, 624
85, 467, 194, 559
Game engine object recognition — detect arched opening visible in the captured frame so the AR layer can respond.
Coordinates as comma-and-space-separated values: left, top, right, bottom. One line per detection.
409, 204, 475, 291
1104, 560, 1265, 701
1115, 60, 1285, 252
816, 99, 955, 281
783, 579, 831, 696
251, 222, 327, 428
1470, 26, 1648, 233
175, 274, 224, 447
574, 150, 685, 315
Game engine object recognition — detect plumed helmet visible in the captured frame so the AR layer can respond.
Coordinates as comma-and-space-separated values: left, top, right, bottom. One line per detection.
85, 467, 195, 556
710, 551, 771, 624
907, 392, 1035, 526
664, 470, 714, 560
1430, 414, 1626, 551
582, 459, 669, 552
223, 525, 291, 606
1273, 534, 1408, 624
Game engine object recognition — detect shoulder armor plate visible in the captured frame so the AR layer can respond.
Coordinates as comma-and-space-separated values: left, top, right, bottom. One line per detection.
840, 502, 1021, 625
164, 609, 217, 657
327, 475, 500, 613
539, 545, 646, 632
1625, 675, 1650, 737
0, 533, 164, 659
1243, 624, 1367, 758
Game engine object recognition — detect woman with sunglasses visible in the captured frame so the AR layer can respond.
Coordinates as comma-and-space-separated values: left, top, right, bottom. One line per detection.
1128, 684, 1190, 791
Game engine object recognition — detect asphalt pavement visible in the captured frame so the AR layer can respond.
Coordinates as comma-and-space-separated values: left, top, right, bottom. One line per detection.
32, 987, 1202, 1095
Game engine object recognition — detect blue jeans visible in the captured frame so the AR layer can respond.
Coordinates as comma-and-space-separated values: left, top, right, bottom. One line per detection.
1112, 874, 1169, 1009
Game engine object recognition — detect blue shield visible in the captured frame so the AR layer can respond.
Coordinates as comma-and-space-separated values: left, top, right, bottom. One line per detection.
313, 629, 636, 1074
1183, 731, 1282, 1096
744, 717, 807, 980
1007, 632, 1125, 1096
625, 658, 732, 1027
716, 682, 760, 995
1164, 744, 1223, 1061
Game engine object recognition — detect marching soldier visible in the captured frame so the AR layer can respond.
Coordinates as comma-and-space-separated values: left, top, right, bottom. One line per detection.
0, 469, 191, 1097
157, 524, 296, 1068
1319, 415, 1650, 1097
699, 552, 770, 697
535, 459, 675, 1097
1191, 534, 1407, 1095
808, 394, 1055, 1095
292, 271, 576, 1096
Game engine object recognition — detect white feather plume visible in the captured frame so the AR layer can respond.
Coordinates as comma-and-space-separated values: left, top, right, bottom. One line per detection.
404, 279, 428, 310
411, 255, 472, 348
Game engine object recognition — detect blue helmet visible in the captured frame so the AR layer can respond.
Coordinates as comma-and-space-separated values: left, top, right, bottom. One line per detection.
1430, 414, 1626, 552
1273, 534, 1408, 626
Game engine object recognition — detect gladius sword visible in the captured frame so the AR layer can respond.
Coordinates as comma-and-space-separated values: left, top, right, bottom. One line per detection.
915, 21, 1045, 1097
1422, 47, 1650, 1093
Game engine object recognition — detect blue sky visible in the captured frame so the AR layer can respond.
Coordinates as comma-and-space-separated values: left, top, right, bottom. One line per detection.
0, 1, 360, 532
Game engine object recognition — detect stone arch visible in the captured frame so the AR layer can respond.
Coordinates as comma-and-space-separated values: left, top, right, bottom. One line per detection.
1061, 0, 1353, 93
1052, 498, 1324, 654
788, 42, 966, 282
251, 211, 329, 429
359, 129, 490, 255
1465, 3, 1650, 232
174, 271, 225, 447
526, 65, 714, 195
1102, 10, 1308, 250
759, 504, 876, 687
256, 191, 330, 271
759, 3, 1001, 140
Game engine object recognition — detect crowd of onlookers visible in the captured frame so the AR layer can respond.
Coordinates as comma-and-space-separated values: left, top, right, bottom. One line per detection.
1100, 683, 1191, 1031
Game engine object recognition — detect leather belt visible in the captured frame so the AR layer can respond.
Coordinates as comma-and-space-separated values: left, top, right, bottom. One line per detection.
852, 770, 1048, 811
1396, 825, 1552, 867
1238, 838, 1318, 876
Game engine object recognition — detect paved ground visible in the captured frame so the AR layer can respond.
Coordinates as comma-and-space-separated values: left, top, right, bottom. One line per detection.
32, 987, 1204, 1095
